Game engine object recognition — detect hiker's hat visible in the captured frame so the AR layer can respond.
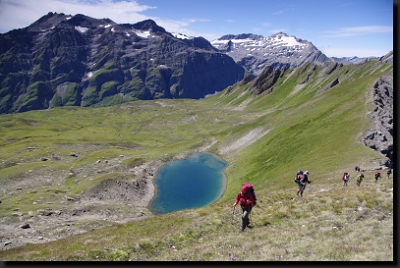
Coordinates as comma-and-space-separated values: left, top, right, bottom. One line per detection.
241, 185, 248, 192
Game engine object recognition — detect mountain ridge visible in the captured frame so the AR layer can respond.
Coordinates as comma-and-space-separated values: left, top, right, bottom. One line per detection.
0, 13, 392, 115
0, 12, 244, 114
209, 31, 392, 77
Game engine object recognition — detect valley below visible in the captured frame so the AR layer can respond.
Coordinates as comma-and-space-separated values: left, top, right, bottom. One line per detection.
0, 59, 393, 261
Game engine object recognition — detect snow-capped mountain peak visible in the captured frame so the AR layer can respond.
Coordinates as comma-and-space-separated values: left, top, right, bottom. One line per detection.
171, 32, 193, 39
211, 32, 331, 76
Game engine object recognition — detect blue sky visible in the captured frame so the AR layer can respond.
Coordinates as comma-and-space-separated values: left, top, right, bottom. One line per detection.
0, 0, 393, 57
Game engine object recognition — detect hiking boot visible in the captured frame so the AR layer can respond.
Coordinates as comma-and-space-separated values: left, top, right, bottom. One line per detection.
247, 225, 253, 229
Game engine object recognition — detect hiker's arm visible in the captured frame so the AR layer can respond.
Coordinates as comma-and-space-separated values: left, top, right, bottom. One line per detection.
233, 194, 239, 207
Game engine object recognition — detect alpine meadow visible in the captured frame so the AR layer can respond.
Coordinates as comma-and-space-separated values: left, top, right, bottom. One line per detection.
0, 59, 393, 261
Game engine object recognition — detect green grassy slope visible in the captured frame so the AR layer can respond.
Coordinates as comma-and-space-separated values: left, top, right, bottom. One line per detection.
0, 60, 393, 261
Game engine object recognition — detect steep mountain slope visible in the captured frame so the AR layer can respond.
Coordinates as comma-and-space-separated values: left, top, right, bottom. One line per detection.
209, 53, 393, 170
0, 13, 244, 114
0, 55, 392, 258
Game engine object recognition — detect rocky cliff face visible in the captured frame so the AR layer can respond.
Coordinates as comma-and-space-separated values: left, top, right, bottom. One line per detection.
0, 13, 244, 114
362, 69, 393, 168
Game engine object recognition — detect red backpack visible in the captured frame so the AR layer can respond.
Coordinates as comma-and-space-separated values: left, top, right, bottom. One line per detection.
241, 182, 257, 205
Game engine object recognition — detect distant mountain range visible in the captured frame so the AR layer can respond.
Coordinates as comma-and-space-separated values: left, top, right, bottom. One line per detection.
209, 32, 392, 77
0, 12, 392, 114
210, 32, 331, 77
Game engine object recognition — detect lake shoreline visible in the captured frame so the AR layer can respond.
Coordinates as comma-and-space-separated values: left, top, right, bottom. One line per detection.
147, 151, 228, 214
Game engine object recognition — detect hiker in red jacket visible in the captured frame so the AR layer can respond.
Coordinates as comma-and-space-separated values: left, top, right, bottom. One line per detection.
374, 171, 381, 183
233, 184, 255, 232
342, 172, 350, 186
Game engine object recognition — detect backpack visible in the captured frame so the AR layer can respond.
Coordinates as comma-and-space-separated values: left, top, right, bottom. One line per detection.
242, 182, 257, 205
342, 173, 349, 180
294, 170, 303, 183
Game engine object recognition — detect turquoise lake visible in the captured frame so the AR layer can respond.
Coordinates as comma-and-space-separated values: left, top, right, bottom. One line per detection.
148, 152, 228, 214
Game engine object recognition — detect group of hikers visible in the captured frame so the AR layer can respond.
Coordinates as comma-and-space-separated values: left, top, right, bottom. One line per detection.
233, 166, 392, 233
342, 171, 365, 186
232, 169, 311, 233
342, 166, 392, 187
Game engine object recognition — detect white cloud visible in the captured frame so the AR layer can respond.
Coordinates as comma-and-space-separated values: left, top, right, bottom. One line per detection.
0, 0, 212, 41
322, 25, 393, 37
0, 0, 155, 33
272, 9, 286, 15
321, 47, 391, 58
272, 7, 296, 15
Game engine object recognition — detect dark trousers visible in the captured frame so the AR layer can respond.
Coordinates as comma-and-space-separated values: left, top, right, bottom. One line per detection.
241, 207, 252, 230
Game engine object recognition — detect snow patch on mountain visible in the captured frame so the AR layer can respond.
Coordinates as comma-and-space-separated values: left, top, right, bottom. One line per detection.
134, 30, 151, 38
211, 34, 307, 49
171, 32, 192, 39
75, 26, 88, 33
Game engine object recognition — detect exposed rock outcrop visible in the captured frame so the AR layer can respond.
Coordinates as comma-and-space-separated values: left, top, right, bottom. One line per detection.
249, 66, 282, 95
362, 72, 393, 167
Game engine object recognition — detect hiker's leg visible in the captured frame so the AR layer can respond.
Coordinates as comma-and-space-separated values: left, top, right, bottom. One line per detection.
240, 209, 247, 231
247, 207, 253, 226
241, 209, 250, 231
297, 184, 303, 195
243, 210, 249, 229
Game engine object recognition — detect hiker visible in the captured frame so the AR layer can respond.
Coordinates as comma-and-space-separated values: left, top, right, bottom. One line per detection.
374, 171, 381, 183
294, 170, 303, 184
233, 183, 256, 232
355, 166, 360, 172
342, 172, 350, 186
356, 173, 364, 186
242, 182, 257, 206
296, 171, 311, 197
386, 168, 392, 179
